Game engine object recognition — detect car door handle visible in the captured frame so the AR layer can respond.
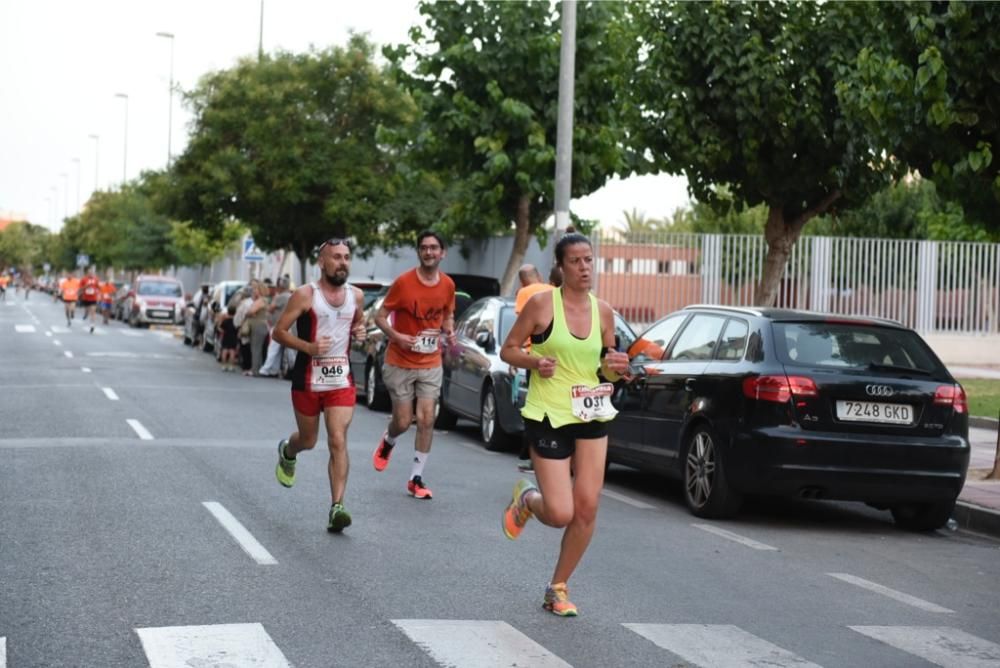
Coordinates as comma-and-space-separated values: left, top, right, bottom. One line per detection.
685, 377, 697, 391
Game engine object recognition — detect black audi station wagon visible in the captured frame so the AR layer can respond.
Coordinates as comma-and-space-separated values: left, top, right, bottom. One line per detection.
608, 305, 970, 531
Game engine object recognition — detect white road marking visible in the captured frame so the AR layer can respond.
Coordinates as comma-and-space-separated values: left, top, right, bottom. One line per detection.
136, 623, 290, 668
601, 488, 657, 509
392, 619, 572, 668
828, 573, 954, 613
50, 326, 70, 334
53, 339, 62, 346
0, 636, 5, 668
63, 350, 73, 358
692, 523, 779, 551
80, 367, 92, 373
625, 623, 822, 668
102, 387, 119, 401
15, 324, 35, 333
126, 419, 154, 440
120, 330, 144, 337
850, 626, 1000, 667
45, 331, 52, 337
202, 502, 278, 565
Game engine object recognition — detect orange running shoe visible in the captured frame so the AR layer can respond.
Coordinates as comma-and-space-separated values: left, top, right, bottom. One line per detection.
543, 583, 578, 617
407, 475, 433, 499
502, 479, 537, 540
372, 433, 394, 472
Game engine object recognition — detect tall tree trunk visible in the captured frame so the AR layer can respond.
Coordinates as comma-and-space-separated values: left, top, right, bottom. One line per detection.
755, 191, 841, 308
499, 194, 533, 296
756, 207, 802, 307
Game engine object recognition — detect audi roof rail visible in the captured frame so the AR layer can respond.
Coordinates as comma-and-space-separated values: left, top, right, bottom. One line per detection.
683, 304, 764, 317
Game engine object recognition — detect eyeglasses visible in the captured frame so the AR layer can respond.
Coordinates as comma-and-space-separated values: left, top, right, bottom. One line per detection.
318, 237, 353, 252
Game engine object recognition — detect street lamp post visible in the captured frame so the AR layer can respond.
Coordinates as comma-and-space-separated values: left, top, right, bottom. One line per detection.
59, 172, 69, 219
88, 134, 100, 192
71, 158, 81, 211
155, 32, 175, 167
114, 93, 129, 185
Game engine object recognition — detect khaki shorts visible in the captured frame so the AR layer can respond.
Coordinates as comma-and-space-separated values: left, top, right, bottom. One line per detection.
382, 363, 442, 403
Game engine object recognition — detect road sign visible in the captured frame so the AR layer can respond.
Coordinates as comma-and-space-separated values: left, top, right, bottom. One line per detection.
76, 254, 90, 268
243, 236, 265, 262
43, 263, 51, 273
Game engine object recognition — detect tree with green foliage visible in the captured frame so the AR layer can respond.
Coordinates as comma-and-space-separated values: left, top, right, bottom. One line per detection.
627, 1, 889, 307
0, 221, 50, 274
60, 175, 177, 273
836, 1, 1000, 231
169, 35, 419, 285
385, 0, 632, 293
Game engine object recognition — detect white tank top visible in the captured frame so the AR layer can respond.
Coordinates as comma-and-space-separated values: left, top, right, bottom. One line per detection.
302, 281, 356, 392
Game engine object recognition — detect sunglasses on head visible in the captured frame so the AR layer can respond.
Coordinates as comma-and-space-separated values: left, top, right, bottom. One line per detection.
318, 237, 353, 252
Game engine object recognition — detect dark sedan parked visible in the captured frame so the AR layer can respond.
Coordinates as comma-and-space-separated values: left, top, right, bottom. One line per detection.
608, 305, 970, 531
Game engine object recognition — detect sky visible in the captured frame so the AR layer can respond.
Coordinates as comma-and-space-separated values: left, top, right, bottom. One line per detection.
0, 0, 690, 233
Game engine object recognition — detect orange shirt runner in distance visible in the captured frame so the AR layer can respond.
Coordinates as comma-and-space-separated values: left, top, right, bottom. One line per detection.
382, 268, 456, 369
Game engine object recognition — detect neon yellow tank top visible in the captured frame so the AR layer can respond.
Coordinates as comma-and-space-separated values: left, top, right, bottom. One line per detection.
522, 288, 605, 428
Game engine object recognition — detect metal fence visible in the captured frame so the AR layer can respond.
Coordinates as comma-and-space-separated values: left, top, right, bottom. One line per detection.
592, 232, 1000, 335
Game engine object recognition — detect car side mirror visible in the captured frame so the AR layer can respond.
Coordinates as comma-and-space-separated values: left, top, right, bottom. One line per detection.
475, 331, 494, 351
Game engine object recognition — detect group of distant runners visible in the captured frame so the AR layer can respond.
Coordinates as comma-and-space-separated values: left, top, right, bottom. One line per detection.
272, 230, 627, 617
55, 268, 115, 333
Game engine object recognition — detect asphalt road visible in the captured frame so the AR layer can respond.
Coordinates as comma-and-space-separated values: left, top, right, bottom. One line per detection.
2, 295, 999, 668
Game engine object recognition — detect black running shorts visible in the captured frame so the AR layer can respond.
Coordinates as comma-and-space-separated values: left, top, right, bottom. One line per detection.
523, 416, 608, 460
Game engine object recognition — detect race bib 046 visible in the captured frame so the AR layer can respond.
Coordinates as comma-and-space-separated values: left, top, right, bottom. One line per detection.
570, 383, 617, 422
312, 355, 350, 388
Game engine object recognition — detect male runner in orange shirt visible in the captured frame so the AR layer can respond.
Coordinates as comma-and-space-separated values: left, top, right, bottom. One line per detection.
371, 231, 456, 499
79, 268, 101, 333
61, 273, 81, 327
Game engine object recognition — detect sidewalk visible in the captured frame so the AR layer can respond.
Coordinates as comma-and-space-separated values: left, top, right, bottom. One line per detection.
955, 424, 1000, 537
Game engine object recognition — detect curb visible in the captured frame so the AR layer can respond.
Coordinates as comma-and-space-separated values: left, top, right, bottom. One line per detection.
954, 501, 1000, 539
970, 415, 999, 430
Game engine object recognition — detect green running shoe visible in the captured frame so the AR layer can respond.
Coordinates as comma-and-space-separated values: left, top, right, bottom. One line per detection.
327, 502, 352, 533
275, 439, 296, 488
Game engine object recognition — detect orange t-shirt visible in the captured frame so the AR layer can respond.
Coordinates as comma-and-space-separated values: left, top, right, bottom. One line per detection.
99, 282, 117, 303
514, 282, 554, 315
61, 278, 80, 302
382, 268, 456, 369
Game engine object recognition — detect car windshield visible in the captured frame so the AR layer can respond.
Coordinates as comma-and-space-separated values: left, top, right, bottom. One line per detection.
499, 306, 517, 346
360, 285, 389, 309
775, 322, 944, 374
224, 284, 245, 303
138, 281, 182, 297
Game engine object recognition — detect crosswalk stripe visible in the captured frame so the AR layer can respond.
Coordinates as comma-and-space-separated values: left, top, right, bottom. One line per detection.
120, 330, 144, 337
624, 623, 823, 668
828, 573, 954, 613
850, 626, 1000, 668
1, 636, 6, 668
15, 324, 35, 332
50, 326, 70, 333
135, 623, 290, 668
392, 620, 573, 668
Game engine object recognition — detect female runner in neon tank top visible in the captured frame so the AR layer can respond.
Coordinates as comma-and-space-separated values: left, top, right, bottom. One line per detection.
499, 233, 630, 617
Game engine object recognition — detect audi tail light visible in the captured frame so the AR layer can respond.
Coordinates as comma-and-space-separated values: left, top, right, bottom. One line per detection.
934, 384, 968, 413
743, 375, 818, 403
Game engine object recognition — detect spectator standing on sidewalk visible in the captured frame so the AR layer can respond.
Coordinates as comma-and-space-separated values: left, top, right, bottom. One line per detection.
259, 277, 294, 377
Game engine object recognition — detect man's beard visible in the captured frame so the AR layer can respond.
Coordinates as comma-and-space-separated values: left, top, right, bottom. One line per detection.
324, 268, 348, 286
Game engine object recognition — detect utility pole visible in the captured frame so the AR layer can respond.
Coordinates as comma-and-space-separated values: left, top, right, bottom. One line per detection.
553, 0, 577, 236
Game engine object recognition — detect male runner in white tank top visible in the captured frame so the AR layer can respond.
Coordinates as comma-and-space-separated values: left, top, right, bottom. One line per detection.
271, 238, 366, 532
